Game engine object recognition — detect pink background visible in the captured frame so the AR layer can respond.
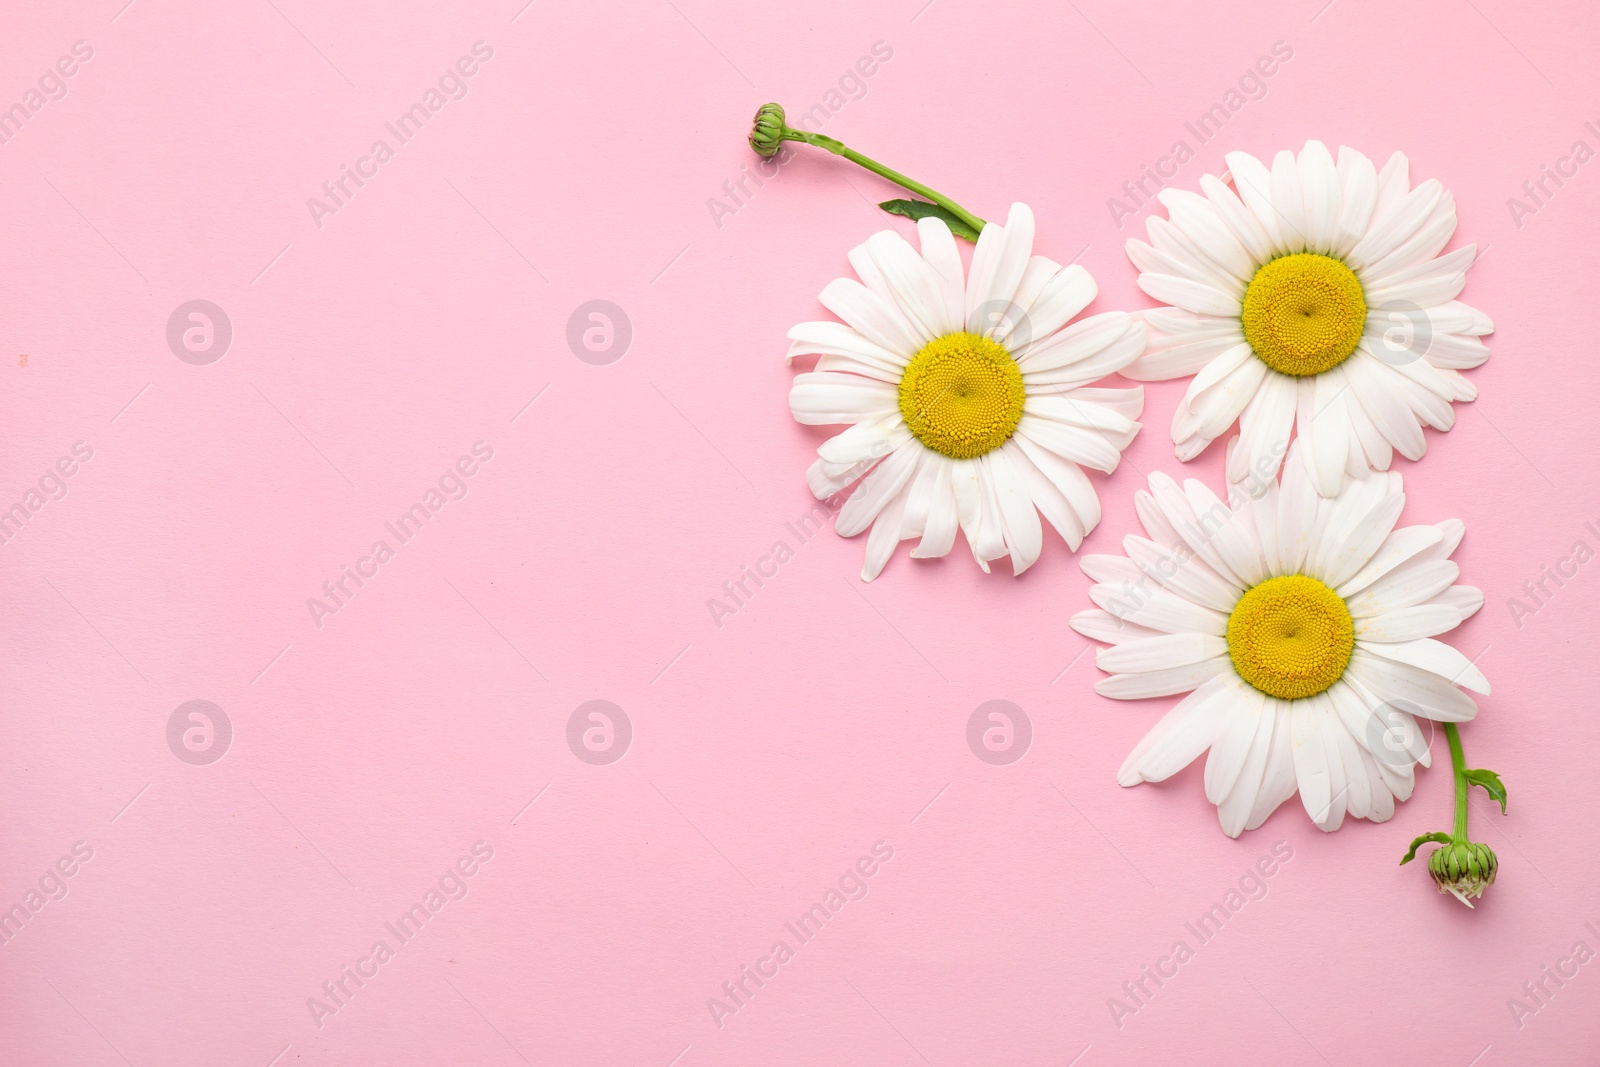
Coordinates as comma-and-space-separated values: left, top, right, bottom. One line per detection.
3, 0, 1597, 1063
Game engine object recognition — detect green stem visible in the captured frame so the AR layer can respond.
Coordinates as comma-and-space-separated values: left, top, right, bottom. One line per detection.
1445, 722, 1469, 840
780, 126, 987, 235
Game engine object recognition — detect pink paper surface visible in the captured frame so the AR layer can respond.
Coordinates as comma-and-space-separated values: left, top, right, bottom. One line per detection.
3, 0, 1597, 1063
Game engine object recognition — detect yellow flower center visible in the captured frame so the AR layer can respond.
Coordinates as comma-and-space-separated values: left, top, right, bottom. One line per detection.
1240, 253, 1367, 376
897, 332, 1025, 459
1226, 574, 1354, 700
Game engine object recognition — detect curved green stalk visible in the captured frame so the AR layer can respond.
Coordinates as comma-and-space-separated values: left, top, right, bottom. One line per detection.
747, 103, 986, 239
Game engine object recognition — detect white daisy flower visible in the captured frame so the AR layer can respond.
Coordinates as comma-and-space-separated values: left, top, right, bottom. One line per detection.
788, 204, 1147, 581
1070, 444, 1488, 837
1123, 142, 1494, 497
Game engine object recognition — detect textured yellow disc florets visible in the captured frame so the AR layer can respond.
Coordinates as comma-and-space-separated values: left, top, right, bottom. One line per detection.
897, 332, 1025, 459
1226, 574, 1354, 700
1240, 253, 1367, 377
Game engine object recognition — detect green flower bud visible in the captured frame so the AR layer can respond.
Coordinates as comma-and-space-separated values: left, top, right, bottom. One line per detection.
1427, 840, 1498, 908
749, 103, 788, 158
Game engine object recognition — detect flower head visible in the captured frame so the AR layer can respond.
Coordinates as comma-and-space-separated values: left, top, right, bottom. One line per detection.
787, 204, 1147, 580
1122, 141, 1493, 497
1073, 446, 1488, 837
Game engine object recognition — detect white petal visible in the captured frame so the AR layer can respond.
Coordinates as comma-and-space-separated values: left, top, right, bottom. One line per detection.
1061, 386, 1145, 421
1174, 343, 1265, 443
1359, 638, 1489, 694
1205, 684, 1267, 804
860, 486, 910, 582
1128, 237, 1236, 294
786, 320, 908, 371
835, 444, 920, 537
1071, 608, 1164, 646
1123, 330, 1243, 381
1306, 478, 1404, 588
1356, 747, 1395, 823
1024, 395, 1140, 440
1298, 140, 1341, 254
1355, 604, 1462, 643
1337, 524, 1444, 597
789, 372, 897, 425
900, 451, 943, 538
1117, 673, 1241, 783
1012, 264, 1097, 349
1228, 371, 1296, 485
912, 460, 959, 558
1215, 691, 1275, 836
1269, 149, 1309, 253
1326, 703, 1370, 820
1014, 416, 1124, 474
1298, 369, 1352, 498
1346, 560, 1460, 618
1428, 585, 1483, 619
1156, 188, 1256, 283
817, 412, 911, 465
1136, 273, 1241, 317
1098, 633, 1229, 674
1018, 311, 1133, 373
1291, 701, 1337, 830
1012, 435, 1102, 535
1347, 179, 1444, 271
864, 229, 951, 342
1244, 704, 1299, 831
1274, 440, 1319, 574
1182, 479, 1267, 586
1343, 382, 1393, 471
807, 456, 871, 499
1198, 173, 1275, 265
1360, 199, 1461, 285
1006, 439, 1086, 551
1089, 583, 1229, 636
820, 277, 922, 356
1345, 350, 1427, 460
917, 216, 967, 336
1371, 151, 1411, 226
1124, 535, 1240, 613
1225, 150, 1285, 254
1347, 648, 1478, 721
986, 448, 1043, 576
1332, 146, 1378, 258
966, 203, 1036, 336
1147, 472, 1245, 586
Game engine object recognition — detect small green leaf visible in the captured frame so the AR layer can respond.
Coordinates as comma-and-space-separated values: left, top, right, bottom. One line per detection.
879, 199, 982, 242
1465, 768, 1508, 814
1400, 831, 1453, 865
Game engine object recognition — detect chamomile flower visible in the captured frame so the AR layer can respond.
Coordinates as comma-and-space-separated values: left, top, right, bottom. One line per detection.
787, 204, 1148, 580
1071, 444, 1488, 837
1123, 142, 1493, 496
